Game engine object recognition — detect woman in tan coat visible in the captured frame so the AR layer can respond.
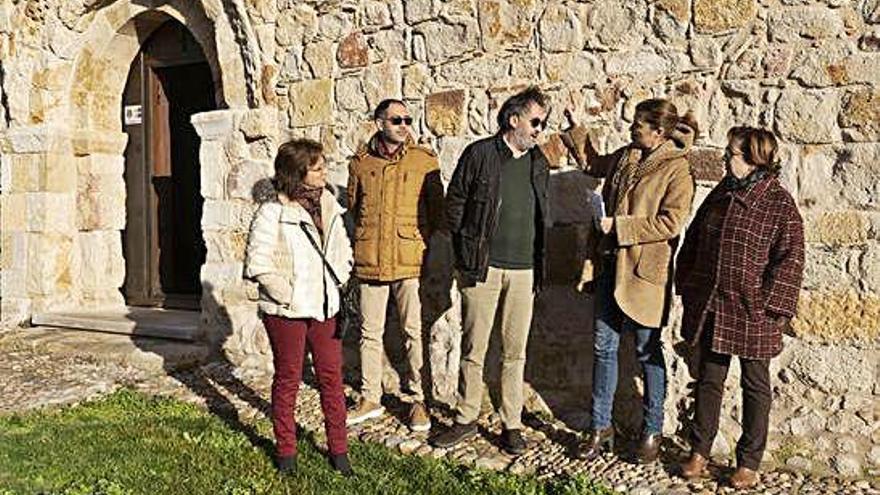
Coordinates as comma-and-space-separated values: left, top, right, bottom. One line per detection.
566, 99, 698, 463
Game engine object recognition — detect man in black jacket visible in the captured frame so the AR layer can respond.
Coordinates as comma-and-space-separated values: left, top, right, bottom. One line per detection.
431, 86, 551, 455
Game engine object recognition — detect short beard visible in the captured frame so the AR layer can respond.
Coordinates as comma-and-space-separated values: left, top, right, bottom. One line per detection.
508, 127, 535, 152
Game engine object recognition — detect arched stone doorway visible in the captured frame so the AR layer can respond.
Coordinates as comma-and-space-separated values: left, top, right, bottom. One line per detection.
121, 18, 216, 310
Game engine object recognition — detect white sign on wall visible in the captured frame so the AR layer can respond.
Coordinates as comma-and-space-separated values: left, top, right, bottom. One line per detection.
124, 105, 143, 125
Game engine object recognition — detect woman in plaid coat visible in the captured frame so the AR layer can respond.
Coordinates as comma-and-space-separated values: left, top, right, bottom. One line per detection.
675, 127, 804, 489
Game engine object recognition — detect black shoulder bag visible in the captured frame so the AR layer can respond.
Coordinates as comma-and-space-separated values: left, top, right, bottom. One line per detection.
298, 223, 360, 339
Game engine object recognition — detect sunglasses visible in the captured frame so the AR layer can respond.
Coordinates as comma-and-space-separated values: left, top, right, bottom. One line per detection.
529, 117, 548, 130
383, 116, 413, 126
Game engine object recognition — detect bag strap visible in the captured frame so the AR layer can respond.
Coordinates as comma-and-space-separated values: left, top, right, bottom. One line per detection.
298, 222, 342, 286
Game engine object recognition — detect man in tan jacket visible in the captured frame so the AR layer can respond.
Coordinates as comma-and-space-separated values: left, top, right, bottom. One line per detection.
346, 99, 443, 432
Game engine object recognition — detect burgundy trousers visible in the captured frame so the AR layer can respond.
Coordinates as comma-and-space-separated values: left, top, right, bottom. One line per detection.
263, 315, 348, 458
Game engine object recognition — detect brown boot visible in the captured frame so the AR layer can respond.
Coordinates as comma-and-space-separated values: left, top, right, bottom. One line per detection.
634, 433, 662, 464
574, 426, 614, 461
679, 452, 709, 479
729, 466, 759, 490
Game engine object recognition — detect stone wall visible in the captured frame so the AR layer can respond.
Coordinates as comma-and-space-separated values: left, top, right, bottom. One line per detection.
1, 0, 878, 477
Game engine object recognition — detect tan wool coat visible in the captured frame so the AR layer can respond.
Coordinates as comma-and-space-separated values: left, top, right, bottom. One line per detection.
347, 134, 444, 282
566, 124, 697, 328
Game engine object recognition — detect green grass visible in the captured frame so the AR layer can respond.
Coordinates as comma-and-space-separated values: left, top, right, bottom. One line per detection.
0, 389, 611, 495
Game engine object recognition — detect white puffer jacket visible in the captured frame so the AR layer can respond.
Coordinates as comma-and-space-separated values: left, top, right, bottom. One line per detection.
245, 189, 353, 321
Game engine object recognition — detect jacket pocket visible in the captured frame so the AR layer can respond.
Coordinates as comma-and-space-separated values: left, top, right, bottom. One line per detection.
353, 225, 379, 268
396, 224, 426, 267
634, 244, 669, 285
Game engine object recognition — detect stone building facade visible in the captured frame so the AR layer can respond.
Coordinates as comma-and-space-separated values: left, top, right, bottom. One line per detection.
1, 0, 878, 477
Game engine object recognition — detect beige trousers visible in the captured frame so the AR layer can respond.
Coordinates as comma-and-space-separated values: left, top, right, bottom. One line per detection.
456, 267, 534, 429
359, 278, 424, 403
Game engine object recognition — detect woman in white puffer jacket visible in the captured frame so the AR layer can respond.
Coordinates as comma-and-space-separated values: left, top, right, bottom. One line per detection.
245, 138, 354, 476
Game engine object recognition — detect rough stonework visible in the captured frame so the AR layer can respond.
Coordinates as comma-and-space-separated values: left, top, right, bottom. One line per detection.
1, 0, 878, 478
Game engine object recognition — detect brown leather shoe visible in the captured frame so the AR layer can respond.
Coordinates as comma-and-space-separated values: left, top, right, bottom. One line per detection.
729, 466, 759, 489
679, 452, 709, 479
574, 426, 614, 461
635, 433, 662, 464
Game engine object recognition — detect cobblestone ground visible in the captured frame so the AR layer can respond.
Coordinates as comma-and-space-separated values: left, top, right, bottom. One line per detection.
1, 330, 877, 494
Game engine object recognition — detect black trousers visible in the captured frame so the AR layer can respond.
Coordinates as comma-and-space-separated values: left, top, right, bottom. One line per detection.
690, 316, 771, 470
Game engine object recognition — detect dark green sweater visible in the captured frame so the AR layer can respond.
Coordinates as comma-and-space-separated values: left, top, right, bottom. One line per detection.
488, 152, 536, 269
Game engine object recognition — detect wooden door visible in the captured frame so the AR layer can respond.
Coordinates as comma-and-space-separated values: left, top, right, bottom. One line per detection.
121, 20, 215, 310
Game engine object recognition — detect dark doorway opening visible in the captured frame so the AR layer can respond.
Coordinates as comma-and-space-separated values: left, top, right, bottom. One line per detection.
122, 19, 216, 310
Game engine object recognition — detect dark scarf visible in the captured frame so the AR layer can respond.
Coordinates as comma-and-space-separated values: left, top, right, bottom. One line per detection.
289, 186, 324, 234
720, 168, 770, 192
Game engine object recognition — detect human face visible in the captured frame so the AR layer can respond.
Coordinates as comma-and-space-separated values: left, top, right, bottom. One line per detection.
630, 114, 665, 151
376, 102, 412, 145
506, 102, 548, 152
724, 139, 756, 179
303, 156, 327, 189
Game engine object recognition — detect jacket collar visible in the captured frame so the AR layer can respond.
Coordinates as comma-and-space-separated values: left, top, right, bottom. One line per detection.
622, 122, 695, 180
731, 174, 777, 209
359, 132, 415, 162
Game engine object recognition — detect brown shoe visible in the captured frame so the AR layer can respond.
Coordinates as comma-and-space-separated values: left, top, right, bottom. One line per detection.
635, 433, 662, 464
679, 452, 709, 479
729, 466, 759, 490
346, 399, 385, 426
409, 402, 431, 432
574, 426, 615, 461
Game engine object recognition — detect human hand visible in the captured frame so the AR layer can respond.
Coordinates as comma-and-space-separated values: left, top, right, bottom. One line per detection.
600, 217, 614, 234
564, 108, 578, 129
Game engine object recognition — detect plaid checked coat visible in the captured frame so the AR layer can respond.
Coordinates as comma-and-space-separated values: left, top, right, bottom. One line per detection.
675, 175, 804, 360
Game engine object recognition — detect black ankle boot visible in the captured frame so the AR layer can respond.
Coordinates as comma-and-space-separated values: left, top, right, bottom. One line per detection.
330, 453, 354, 477
275, 455, 297, 474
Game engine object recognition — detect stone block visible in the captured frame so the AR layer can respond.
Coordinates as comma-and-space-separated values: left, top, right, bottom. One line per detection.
543, 52, 603, 85
775, 89, 841, 144
694, 0, 756, 33
26, 232, 73, 296
402, 63, 431, 99
275, 5, 318, 46
201, 200, 256, 232
839, 89, 880, 142
335, 77, 368, 113
318, 11, 353, 41
862, 243, 880, 293
71, 129, 128, 156
201, 262, 247, 289
403, 0, 433, 23
416, 21, 477, 64
191, 110, 239, 141
363, 62, 402, 111
36, 153, 77, 192
337, 32, 368, 69
478, 0, 537, 51
792, 290, 880, 341
204, 230, 249, 264
437, 55, 510, 87
605, 49, 670, 79
425, 89, 466, 137
199, 141, 229, 200
805, 210, 870, 246
362, 0, 393, 27
588, 0, 648, 48
0, 230, 26, 274
768, 6, 847, 42
370, 29, 407, 63
227, 159, 273, 201
27, 192, 76, 233
239, 108, 278, 141
75, 230, 124, 296
539, 2, 583, 53
802, 245, 860, 292
436, 137, 472, 186
288, 79, 334, 127
834, 143, 880, 208
9, 154, 39, 192
689, 37, 723, 68
792, 41, 880, 87
1, 193, 27, 231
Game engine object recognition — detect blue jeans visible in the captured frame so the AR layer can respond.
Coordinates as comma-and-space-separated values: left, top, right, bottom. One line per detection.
590, 263, 667, 435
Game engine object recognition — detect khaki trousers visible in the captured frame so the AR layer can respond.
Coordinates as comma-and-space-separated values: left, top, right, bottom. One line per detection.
359, 278, 424, 403
456, 267, 534, 429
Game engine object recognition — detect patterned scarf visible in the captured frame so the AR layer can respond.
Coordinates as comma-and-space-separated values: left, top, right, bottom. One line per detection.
720, 168, 770, 192
289, 186, 324, 235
